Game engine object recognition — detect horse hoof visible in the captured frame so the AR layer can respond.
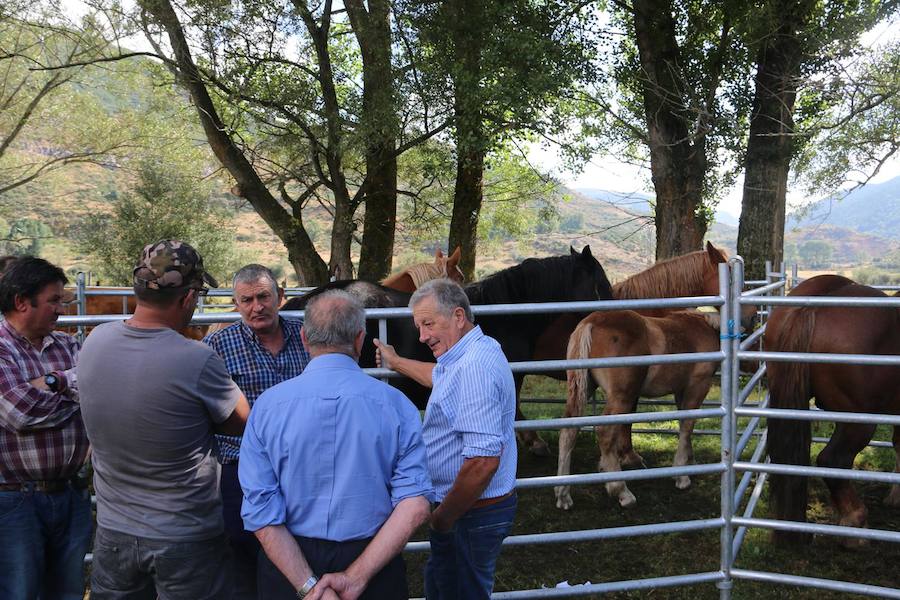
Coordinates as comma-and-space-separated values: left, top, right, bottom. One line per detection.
555, 491, 574, 511
675, 476, 692, 490
618, 491, 637, 508
530, 441, 551, 457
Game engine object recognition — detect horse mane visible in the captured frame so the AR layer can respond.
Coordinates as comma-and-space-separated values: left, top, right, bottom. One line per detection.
465, 254, 591, 305
613, 249, 718, 299
400, 262, 445, 289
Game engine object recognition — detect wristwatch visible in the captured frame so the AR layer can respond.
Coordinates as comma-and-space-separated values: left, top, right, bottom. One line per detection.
296, 575, 318, 598
44, 372, 61, 392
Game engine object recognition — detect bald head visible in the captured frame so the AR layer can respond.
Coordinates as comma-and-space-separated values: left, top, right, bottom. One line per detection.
301, 290, 366, 357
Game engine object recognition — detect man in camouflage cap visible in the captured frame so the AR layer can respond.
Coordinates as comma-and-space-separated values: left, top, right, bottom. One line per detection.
133, 239, 219, 291
78, 239, 249, 599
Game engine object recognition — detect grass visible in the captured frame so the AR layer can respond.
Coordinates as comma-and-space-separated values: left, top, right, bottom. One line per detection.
401, 375, 900, 599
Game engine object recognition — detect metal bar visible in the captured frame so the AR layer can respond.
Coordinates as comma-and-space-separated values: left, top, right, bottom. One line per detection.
741, 280, 785, 296
732, 517, 900, 544
741, 350, 900, 366
738, 325, 765, 350
718, 259, 739, 600
515, 463, 724, 490
731, 569, 900, 599
741, 295, 900, 308
736, 406, 900, 426
737, 364, 766, 406
734, 461, 900, 485
512, 407, 723, 431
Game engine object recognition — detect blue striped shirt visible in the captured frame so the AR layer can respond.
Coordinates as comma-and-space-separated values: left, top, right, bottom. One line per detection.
203, 318, 310, 463
239, 353, 434, 540
423, 325, 517, 502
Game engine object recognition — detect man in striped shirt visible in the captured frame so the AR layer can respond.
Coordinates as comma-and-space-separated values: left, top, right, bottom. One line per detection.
204, 264, 310, 599
375, 278, 517, 600
0, 257, 91, 600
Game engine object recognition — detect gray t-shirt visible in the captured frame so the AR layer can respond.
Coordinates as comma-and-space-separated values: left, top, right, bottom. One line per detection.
79, 320, 241, 541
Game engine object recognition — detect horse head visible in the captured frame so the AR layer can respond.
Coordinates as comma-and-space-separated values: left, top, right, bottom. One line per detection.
442, 247, 464, 284
702, 242, 757, 332
569, 245, 614, 301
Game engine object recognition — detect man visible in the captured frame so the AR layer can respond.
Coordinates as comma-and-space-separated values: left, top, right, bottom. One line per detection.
204, 264, 310, 598
78, 239, 250, 599
240, 290, 432, 600
0, 257, 91, 600
375, 278, 517, 600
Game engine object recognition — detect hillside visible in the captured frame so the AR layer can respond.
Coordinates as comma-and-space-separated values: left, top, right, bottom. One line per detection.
787, 176, 900, 240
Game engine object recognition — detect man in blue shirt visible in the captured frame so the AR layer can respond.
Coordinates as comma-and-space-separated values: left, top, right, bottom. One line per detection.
204, 264, 310, 599
239, 290, 433, 600
375, 279, 517, 600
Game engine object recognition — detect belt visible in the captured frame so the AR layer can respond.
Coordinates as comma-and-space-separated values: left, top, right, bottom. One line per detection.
471, 491, 514, 510
0, 479, 77, 493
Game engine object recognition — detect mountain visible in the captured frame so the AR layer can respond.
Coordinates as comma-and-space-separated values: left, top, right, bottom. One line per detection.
787, 176, 900, 240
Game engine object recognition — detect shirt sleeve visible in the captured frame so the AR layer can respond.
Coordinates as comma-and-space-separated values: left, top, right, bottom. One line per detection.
239, 401, 287, 531
452, 357, 505, 458
389, 395, 435, 505
0, 344, 80, 431
196, 352, 242, 424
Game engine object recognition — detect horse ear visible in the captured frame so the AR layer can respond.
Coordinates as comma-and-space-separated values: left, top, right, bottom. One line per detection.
447, 247, 461, 268
570, 246, 577, 255
435, 248, 444, 259
581, 245, 593, 258
706, 241, 726, 264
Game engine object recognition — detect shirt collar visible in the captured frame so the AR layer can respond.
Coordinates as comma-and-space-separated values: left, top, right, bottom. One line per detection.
303, 352, 361, 372
238, 316, 293, 346
436, 325, 484, 367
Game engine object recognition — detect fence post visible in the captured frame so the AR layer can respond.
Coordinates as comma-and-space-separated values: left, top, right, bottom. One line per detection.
75, 272, 86, 343
717, 261, 736, 599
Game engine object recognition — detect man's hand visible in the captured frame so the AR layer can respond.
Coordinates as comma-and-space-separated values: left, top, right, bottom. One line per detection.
373, 339, 397, 369
29, 376, 49, 391
429, 509, 454, 534
306, 582, 342, 600
308, 573, 366, 600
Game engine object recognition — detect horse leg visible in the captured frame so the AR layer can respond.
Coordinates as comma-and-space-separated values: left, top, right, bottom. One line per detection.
884, 425, 900, 507
673, 379, 714, 490
597, 382, 640, 508
618, 423, 645, 469
817, 421, 876, 546
555, 376, 594, 511
514, 375, 550, 457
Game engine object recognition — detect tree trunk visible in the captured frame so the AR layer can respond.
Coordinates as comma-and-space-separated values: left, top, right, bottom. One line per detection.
631, 0, 715, 259
347, 0, 398, 282
446, 0, 485, 280
737, 0, 813, 280
141, 0, 329, 285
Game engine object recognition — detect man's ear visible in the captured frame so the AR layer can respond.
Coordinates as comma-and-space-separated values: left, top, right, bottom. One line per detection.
354, 330, 366, 357
13, 294, 30, 313
300, 327, 311, 353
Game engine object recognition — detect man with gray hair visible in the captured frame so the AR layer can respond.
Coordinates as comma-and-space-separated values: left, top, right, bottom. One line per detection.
239, 290, 433, 600
204, 264, 310, 599
375, 278, 517, 600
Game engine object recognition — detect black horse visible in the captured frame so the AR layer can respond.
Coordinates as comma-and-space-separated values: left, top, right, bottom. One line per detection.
282, 246, 614, 454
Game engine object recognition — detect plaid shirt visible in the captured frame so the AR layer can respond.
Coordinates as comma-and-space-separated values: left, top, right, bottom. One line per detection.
204, 317, 310, 463
0, 319, 89, 483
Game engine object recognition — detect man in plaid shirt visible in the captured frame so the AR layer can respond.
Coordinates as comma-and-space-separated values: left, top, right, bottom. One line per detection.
204, 264, 310, 599
0, 257, 91, 600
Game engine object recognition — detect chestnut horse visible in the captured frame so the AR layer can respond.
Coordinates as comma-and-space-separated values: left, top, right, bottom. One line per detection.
381, 248, 464, 292
765, 274, 900, 545
62, 288, 208, 340
555, 310, 721, 509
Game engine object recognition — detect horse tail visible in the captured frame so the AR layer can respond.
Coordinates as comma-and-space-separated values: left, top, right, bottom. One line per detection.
566, 319, 595, 417
767, 307, 816, 544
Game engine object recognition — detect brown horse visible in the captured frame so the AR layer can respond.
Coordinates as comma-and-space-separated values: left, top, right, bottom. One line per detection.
765, 274, 900, 545
381, 247, 464, 292
555, 309, 721, 509
62, 288, 208, 340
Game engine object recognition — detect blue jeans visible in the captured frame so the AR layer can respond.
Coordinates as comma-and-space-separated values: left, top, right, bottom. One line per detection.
0, 484, 92, 600
90, 527, 233, 600
221, 462, 260, 600
424, 493, 516, 600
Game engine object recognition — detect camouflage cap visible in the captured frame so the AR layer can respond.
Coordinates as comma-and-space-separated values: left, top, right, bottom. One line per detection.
133, 239, 219, 290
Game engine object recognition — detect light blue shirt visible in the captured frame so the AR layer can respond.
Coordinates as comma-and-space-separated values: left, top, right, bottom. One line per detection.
423, 326, 517, 502
239, 353, 434, 541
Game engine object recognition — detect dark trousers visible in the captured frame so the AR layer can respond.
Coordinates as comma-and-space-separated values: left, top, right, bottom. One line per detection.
221, 462, 261, 600
258, 535, 408, 600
